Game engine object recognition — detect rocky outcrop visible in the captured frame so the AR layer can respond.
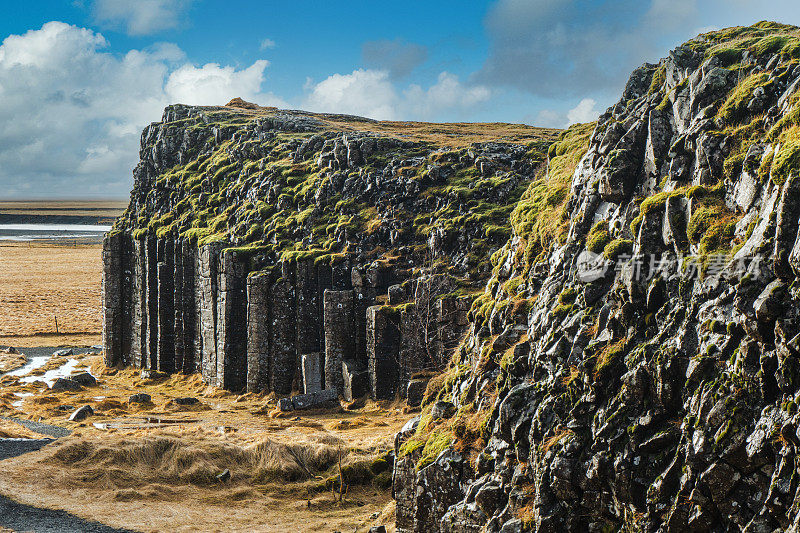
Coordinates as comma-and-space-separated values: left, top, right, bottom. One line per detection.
391, 22, 800, 532
103, 103, 555, 402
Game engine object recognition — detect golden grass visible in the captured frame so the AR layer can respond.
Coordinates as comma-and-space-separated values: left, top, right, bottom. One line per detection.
212, 103, 560, 148
0, 419, 41, 439
0, 351, 26, 372
0, 351, 408, 532
0, 200, 126, 219
0, 242, 102, 347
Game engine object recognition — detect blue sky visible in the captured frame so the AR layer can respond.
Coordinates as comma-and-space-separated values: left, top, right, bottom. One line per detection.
2, 0, 800, 198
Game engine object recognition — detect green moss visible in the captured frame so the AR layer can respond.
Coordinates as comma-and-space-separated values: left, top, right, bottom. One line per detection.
552, 303, 574, 320
758, 147, 775, 183
511, 122, 594, 272
603, 239, 633, 260
647, 65, 666, 95
707, 46, 743, 66
686, 189, 741, 255
754, 34, 791, 56
717, 72, 771, 124
558, 288, 577, 305
417, 430, 453, 470
771, 129, 800, 186
586, 220, 611, 254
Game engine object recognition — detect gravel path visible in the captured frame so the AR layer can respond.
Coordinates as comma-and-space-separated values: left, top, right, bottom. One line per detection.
0, 497, 137, 533
0, 418, 136, 532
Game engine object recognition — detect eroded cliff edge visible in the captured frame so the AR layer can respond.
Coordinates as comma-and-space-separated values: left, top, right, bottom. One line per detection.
393, 21, 800, 532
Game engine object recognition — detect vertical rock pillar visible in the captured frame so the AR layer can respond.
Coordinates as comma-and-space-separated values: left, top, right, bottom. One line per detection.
130, 236, 147, 368
246, 271, 271, 392
323, 289, 355, 394
102, 232, 124, 366
216, 248, 248, 390
270, 268, 296, 395
144, 236, 159, 369
295, 259, 322, 382
156, 239, 175, 373
367, 305, 400, 400
173, 239, 185, 374
198, 242, 222, 384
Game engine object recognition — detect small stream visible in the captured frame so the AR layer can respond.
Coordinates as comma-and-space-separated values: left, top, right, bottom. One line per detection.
2, 347, 100, 406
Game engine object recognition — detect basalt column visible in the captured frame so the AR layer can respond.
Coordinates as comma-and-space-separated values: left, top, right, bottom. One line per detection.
130, 236, 147, 368
270, 263, 296, 395
435, 296, 469, 365
323, 289, 355, 394
246, 271, 271, 393
101, 232, 124, 366
351, 267, 376, 370
398, 303, 422, 397
216, 248, 248, 390
144, 236, 159, 370
156, 239, 175, 373
172, 240, 198, 374
367, 305, 400, 400
198, 243, 222, 384
295, 259, 323, 384
173, 239, 185, 374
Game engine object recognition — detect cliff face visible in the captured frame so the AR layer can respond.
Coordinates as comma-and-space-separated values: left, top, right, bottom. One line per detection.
102, 101, 558, 400
392, 22, 800, 532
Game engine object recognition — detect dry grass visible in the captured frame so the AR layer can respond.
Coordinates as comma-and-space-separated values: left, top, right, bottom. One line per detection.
213, 103, 560, 148
0, 419, 41, 439
0, 200, 126, 218
0, 242, 102, 347
0, 351, 27, 372
0, 351, 407, 532
325, 117, 559, 148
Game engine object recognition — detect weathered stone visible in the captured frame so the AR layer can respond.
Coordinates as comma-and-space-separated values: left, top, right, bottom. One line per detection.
367, 305, 400, 400
198, 242, 222, 384
278, 397, 294, 412
270, 275, 296, 395
102, 232, 124, 366
754, 280, 786, 323
51, 378, 82, 392
128, 393, 152, 404
431, 401, 456, 420
295, 260, 323, 377
156, 243, 175, 373
342, 359, 368, 401
172, 397, 199, 406
291, 389, 338, 410
68, 405, 94, 421
70, 372, 97, 387
301, 352, 324, 394
406, 378, 429, 407
387, 284, 406, 305
246, 272, 271, 393
323, 290, 354, 393
140, 369, 168, 380
215, 248, 248, 390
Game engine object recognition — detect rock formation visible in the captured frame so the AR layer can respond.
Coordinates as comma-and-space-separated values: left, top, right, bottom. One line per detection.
392, 22, 800, 532
102, 101, 557, 405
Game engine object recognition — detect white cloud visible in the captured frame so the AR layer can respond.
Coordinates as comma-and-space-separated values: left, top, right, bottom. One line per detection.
305, 69, 398, 119
304, 69, 490, 121
0, 21, 286, 198
567, 98, 599, 125
92, 0, 192, 36
534, 109, 564, 128
165, 60, 286, 106
260, 38, 276, 50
